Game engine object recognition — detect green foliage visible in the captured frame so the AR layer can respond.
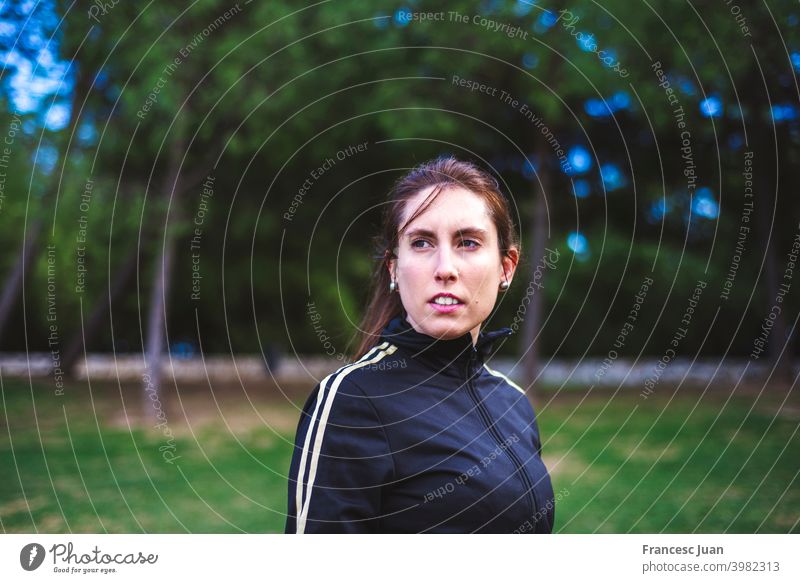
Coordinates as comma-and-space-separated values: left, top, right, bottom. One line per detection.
0, 0, 796, 355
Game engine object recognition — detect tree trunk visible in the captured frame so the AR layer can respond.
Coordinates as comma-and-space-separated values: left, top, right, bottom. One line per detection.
521, 139, 552, 400
142, 122, 187, 423
0, 63, 89, 346
755, 140, 792, 387
746, 74, 792, 387
0, 219, 42, 346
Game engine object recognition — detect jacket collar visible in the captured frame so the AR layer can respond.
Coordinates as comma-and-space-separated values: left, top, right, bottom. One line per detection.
379, 315, 514, 378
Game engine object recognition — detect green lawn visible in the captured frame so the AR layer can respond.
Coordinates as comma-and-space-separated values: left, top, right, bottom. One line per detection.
0, 377, 295, 533
536, 383, 799, 533
1, 376, 797, 533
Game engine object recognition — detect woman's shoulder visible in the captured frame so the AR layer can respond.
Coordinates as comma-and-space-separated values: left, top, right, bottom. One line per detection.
479, 364, 542, 422
316, 341, 404, 396
298, 342, 404, 427
480, 363, 528, 397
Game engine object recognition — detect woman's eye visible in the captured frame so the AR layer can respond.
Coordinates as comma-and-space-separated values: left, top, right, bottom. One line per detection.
411, 239, 431, 248
460, 239, 480, 249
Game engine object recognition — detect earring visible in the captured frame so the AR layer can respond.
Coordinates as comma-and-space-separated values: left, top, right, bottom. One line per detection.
389, 280, 398, 293
499, 280, 510, 291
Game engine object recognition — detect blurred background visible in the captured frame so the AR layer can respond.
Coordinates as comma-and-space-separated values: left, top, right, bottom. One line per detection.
0, 0, 798, 533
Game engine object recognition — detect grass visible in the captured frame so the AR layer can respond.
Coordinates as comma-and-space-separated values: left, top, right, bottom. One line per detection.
0, 377, 296, 533
1, 375, 797, 533
537, 383, 800, 533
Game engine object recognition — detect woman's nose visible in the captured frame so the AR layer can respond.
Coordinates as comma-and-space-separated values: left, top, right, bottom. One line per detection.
434, 247, 458, 281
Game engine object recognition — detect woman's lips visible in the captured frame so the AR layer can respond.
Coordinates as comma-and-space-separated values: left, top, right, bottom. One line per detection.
428, 301, 463, 314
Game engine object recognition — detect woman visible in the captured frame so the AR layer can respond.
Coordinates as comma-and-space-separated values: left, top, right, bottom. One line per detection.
285, 156, 555, 533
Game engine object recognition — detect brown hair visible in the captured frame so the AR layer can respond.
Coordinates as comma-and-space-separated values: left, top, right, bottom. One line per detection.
348, 156, 520, 360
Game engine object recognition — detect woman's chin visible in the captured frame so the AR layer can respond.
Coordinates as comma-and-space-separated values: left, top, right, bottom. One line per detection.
418, 318, 470, 340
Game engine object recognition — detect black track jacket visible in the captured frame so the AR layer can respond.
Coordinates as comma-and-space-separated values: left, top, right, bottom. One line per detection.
285, 315, 555, 533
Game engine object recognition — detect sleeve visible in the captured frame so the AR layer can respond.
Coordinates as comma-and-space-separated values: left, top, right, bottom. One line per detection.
521, 398, 544, 457
284, 375, 395, 533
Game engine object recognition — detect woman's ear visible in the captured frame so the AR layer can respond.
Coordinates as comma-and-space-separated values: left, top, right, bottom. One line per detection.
386, 245, 399, 279
502, 246, 520, 283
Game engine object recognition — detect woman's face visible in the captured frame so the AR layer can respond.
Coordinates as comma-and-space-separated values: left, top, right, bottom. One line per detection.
388, 185, 518, 344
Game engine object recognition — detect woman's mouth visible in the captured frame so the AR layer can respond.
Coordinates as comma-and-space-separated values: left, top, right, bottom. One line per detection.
429, 294, 464, 313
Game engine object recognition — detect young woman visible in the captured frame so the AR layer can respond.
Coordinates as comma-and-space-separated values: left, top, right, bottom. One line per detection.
285, 156, 555, 533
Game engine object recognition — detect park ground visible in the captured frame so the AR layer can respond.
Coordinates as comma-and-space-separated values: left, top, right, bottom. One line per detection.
1, 375, 798, 533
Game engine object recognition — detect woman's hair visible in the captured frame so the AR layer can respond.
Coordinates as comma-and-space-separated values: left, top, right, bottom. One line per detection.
349, 156, 520, 360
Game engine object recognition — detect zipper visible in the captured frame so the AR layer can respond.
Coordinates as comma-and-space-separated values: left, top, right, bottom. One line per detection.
465, 349, 539, 526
